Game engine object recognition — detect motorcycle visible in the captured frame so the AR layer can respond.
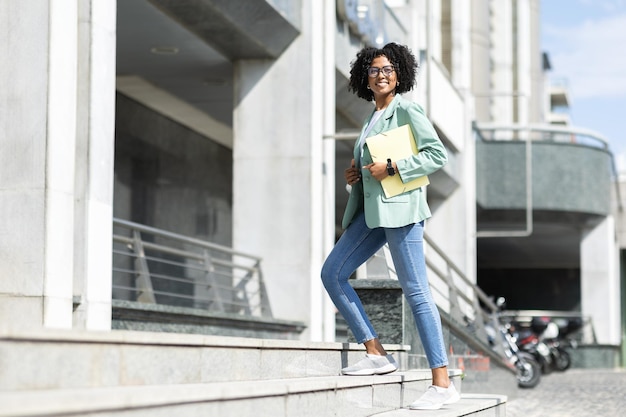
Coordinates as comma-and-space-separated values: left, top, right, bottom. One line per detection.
485, 298, 542, 388
547, 316, 582, 371
546, 337, 572, 371
514, 317, 556, 374
514, 316, 579, 373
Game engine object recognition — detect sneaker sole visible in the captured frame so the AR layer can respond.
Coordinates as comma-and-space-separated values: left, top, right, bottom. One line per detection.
409, 392, 461, 410
341, 365, 398, 376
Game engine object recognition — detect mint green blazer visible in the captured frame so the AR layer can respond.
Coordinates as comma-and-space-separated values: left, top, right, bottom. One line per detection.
341, 95, 448, 229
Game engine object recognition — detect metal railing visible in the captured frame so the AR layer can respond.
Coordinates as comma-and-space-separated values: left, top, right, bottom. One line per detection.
475, 122, 611, 151
358, 233, 595, 350
112, 219, 272, 318
358, 233, 498, 345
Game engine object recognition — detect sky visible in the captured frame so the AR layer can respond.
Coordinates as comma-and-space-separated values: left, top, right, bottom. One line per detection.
541, 0, 626, 171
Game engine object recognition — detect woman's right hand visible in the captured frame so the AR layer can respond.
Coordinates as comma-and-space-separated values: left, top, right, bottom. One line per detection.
345, 159, 361, 185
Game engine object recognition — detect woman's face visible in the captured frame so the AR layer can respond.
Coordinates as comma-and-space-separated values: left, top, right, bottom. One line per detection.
367, 55, 398, 98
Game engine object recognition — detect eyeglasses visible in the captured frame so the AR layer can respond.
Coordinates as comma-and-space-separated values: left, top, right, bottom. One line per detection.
367, 65, 395, 78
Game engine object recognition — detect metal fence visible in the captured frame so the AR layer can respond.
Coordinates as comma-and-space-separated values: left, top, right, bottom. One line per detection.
111, 218, 593, 346
356, 233, 498, 345
112, 219, 272, 318
357, 233, 595, 348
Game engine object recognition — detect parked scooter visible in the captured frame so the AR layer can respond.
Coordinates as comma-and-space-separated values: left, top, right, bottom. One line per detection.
545, 336, 572, 371
514, 317, 556, 374
485, 298, 542, 388
546, 316, 583, 371
513, 315, 580, 373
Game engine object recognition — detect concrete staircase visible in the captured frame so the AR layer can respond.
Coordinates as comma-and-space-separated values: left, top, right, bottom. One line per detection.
0, 327, 507, 416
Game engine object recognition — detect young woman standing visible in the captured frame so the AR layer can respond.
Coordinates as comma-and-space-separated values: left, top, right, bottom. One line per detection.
321, 42, 459, 410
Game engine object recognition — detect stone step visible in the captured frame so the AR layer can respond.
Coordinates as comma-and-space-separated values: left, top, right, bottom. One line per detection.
0, 372, 478, 417
370, 394, 507, 417
0, 327, 501, 417
0, 327, 412, 391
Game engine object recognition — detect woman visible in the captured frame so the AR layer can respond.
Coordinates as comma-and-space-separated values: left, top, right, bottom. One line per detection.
320, 43, 459, 410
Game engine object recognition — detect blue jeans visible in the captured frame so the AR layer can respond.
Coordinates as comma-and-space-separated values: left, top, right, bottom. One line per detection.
321, 211, 449, 369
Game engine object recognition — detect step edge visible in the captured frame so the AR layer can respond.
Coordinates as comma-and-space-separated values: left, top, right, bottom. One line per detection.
369, 394, 508, 417
0, 374, 464, 417
0, 326, 410, 352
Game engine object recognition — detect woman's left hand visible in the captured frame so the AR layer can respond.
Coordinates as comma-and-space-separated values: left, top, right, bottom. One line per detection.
363, 162, 389, 181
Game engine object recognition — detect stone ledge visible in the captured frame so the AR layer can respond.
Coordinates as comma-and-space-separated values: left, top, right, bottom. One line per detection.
0, 325, 411, 353
350, 278, 402, 290
111, 299, 306, 339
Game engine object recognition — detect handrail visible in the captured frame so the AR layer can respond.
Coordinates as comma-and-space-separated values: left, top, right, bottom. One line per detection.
359, 232, 499, 348
357, 231, 597, 366
114, 218, 262, 261
112, 218, 272, 318
475, 122, 611, 150
423, 234, 498, 312
114, 234, 259, 273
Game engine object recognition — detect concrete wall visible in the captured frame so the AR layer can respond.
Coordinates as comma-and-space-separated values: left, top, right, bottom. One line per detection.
113, 94, 233, 247
477, 141, 612, 215
232, 0, 336, 341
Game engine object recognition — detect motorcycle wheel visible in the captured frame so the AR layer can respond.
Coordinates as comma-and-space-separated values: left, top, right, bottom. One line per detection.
554, 348, 571, 371
516, 351, 542, 388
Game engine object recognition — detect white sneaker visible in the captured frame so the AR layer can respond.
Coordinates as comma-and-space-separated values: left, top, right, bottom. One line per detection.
409, 382, 460, 410
341, 354, 398, 376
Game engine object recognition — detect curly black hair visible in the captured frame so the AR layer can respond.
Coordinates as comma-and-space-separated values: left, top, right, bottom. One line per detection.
348, 42, 419, 102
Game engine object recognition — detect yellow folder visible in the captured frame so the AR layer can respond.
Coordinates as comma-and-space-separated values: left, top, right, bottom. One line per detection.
365, 124, 430, 198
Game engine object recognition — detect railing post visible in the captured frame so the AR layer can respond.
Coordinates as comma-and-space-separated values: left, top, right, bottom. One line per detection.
233, 269, 254, 316
442, 264, 465, 325
256, 263, 273, 318
132, 230, 156, 303
489, 313, 509, 360
471, 298, 491, 345
202, 250, 225, 313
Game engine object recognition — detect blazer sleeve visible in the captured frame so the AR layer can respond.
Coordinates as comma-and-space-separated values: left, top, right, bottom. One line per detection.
394, 103, 448, 183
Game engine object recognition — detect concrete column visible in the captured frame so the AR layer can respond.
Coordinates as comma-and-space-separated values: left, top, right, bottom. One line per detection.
452, 0, 477, 282
72, 1, 116, 330
450, 0, 471, 90
319, 0, 337, 342
528, 0, 544, 124
470, 0, 491, 121
232, 0, 329, 340
515, 0, 531, 126
43, 0, 81, 329
581, 216, 621, 345
0, 1, 74, 329
0, 0, 115, 330
490, 0, 514, 124
429, 0, 443, 63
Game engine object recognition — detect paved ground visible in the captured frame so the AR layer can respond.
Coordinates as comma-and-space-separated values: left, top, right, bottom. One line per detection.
506, 368, 626, 417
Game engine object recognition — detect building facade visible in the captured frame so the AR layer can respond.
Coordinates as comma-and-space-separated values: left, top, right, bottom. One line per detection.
0, 0, 622, 352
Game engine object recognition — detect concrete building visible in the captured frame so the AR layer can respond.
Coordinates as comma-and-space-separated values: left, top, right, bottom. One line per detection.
1, 0, 622, 359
